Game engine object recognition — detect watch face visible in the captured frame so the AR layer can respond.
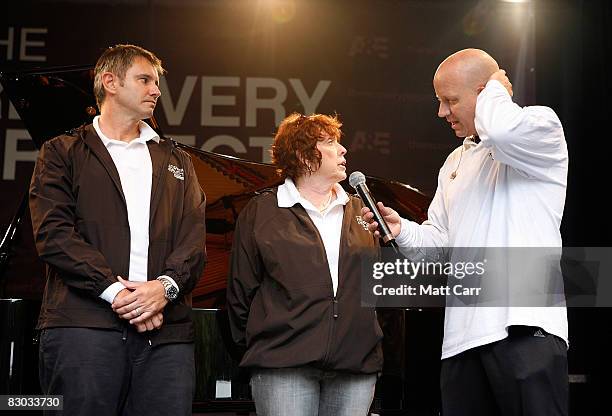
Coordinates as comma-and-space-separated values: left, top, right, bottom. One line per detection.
160, 278, 178, 300
167, 285, 178, 300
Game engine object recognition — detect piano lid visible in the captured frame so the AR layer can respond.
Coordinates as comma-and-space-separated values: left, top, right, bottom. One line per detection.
0, 66, 98, 149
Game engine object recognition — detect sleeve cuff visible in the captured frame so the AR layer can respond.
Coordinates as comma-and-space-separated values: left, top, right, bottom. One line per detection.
485, 79, 507, 93
99, 281, 126, 304
158, 275, 180, 294
395, 218, 414, 247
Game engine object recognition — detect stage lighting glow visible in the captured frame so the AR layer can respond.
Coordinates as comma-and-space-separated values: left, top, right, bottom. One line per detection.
258, 0, 297, 24
271, 1, 296, 24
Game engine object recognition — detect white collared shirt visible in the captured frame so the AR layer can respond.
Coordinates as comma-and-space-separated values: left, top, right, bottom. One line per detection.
396, 80, 569, 359
277, 178, 350, 296
93, 116, 159, 303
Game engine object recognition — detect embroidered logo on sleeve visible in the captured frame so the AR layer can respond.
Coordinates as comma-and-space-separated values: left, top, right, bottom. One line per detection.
168, 164, 184, 180
355, 215, 371, 232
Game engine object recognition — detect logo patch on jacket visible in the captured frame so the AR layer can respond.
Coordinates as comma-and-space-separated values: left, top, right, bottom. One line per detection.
355, 215, 371, 232
168, 164, 184, 180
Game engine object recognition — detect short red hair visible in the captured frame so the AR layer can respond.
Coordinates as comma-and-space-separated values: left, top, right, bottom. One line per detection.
271, 113, 343, 180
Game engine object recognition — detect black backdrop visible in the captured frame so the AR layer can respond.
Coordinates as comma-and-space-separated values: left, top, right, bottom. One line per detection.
0, 0, 539, 296
536, 1, 612, 412
1, 0, 612, 412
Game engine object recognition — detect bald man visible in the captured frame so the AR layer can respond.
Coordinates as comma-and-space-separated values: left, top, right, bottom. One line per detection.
363, 49, 569, 415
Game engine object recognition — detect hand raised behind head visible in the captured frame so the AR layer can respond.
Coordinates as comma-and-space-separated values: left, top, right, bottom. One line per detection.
489, 69, 513, 97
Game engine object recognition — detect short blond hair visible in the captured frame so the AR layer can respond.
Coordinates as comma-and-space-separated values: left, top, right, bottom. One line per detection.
93, 44, 165, 108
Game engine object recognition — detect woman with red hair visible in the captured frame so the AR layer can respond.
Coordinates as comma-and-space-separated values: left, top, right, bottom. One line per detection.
227, 113, 383, 416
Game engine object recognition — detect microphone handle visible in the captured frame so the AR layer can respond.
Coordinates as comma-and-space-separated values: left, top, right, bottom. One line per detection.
388, 239, 400, 254
355, 183, 396, 246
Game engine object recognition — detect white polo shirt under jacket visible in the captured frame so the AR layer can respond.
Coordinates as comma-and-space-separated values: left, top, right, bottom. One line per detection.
94, 116, 158, 303
277, 177, 350, 296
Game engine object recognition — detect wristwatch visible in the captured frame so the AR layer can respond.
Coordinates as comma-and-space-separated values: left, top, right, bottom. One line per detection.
157, 276, 179, 301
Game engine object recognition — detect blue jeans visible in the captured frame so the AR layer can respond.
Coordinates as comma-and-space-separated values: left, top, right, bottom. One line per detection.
250, 367, 377, 416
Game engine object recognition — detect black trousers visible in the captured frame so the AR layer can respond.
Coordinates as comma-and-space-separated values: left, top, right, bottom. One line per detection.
39, 327, 195, 416
440, 326, 568, 416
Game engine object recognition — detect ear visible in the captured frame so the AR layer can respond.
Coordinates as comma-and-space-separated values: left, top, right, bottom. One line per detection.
101, 72, 118, 97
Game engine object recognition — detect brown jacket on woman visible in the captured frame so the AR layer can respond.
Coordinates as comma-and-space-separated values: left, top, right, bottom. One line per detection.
227, 189, 383, 374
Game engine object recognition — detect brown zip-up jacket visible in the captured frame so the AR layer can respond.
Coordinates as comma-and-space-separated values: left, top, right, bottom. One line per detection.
227, 189, 383, 374
29, 124, 206, 345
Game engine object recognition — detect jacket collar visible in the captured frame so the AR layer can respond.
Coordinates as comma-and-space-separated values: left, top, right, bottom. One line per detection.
81, 124, 126, 205
148, 138, 173, 221
81, 123, 173, 215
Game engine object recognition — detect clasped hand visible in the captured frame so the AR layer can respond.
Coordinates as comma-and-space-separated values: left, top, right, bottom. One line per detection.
112, 276, 168, 333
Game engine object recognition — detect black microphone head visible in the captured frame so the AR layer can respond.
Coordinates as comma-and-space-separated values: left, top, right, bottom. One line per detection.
349, 171, 366, 189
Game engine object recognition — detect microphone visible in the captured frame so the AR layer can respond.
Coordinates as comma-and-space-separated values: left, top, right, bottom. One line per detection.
349, 171, 399, 251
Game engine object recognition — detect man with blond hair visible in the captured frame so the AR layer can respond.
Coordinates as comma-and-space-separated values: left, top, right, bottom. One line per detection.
30, 44, 206, 415
363, 49, 568, 415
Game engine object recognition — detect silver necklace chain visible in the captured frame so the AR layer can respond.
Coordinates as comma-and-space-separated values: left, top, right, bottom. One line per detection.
319, 192, 334, 212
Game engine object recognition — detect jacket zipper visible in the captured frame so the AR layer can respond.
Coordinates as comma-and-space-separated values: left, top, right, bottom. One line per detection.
322, 204, 350, 365
332, 297, 339, 319
295, 204, 346, 367
321, 296, 338, 367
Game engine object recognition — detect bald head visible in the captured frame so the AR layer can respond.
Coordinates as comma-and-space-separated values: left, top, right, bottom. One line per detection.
433, 49, 499, 138
435, 49, 499, 91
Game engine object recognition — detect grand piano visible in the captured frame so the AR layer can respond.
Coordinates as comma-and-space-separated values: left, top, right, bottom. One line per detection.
0, 66, 444, 414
